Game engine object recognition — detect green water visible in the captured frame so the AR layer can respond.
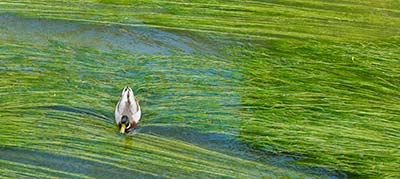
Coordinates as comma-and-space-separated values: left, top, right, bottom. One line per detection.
1, 0, 399, 178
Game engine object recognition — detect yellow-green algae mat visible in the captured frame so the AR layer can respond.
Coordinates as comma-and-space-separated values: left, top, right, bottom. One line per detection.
1, 0, 400, 178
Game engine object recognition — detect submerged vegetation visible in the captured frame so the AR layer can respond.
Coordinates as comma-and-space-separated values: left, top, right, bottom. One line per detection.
0, 0, 399, 178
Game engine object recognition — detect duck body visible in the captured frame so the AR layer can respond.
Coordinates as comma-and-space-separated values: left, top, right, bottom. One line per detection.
115, 86, 141, 133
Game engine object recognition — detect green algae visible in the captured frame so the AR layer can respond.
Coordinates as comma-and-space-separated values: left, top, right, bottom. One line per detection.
0, 0, 399, 178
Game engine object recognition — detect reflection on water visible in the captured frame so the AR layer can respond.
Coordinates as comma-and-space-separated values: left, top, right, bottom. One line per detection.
0, 13, 215, 55
0, 14, 346, 178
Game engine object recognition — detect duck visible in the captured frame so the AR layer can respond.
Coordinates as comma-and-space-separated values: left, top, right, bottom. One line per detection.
115, 86, 141, 133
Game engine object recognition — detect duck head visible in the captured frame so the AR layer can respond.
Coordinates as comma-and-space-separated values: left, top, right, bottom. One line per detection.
119, 115, 129, 133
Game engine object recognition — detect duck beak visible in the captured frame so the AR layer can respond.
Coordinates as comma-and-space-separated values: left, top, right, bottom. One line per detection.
120, 124, 126, 133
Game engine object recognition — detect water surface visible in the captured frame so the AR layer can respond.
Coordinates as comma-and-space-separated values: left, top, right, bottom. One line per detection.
2, 0, 400, 177
0, 14, 348, 178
